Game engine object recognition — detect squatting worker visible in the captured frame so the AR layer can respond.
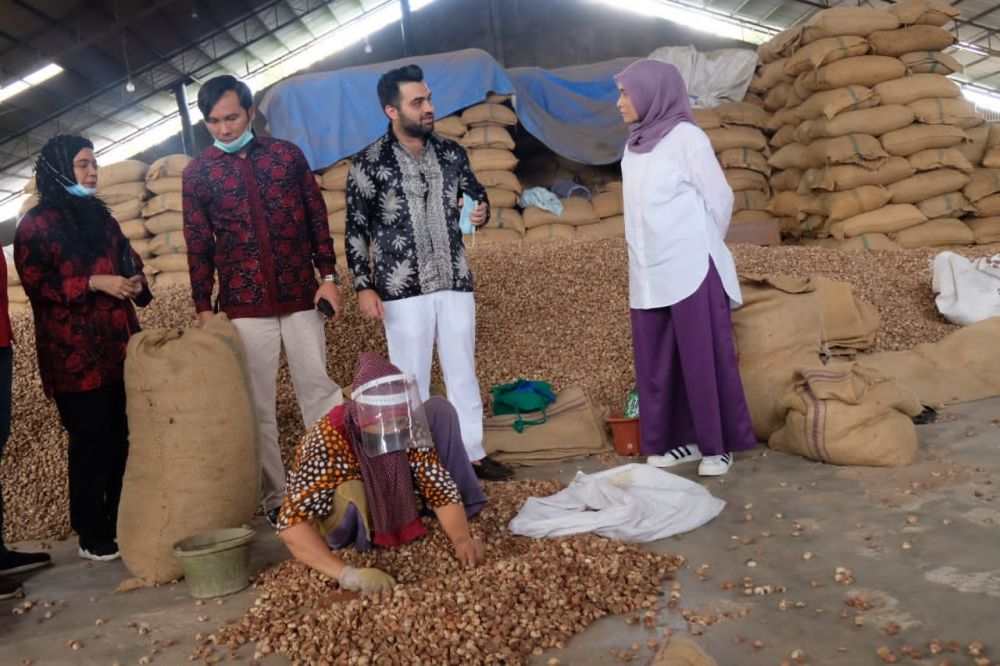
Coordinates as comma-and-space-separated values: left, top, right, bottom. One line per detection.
614, 60, 756, 477
183, 75, 345, 526
15, 134, 151, 562
345, 64, 513, 482
276, 352, 487, 594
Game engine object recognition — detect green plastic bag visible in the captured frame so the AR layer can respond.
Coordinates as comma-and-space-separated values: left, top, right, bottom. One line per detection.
490, 379, 557, 433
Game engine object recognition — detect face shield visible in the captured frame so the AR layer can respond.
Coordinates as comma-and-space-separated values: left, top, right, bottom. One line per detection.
352, 373, 431, 457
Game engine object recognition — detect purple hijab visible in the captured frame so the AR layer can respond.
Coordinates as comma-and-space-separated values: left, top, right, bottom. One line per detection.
615, 59, 694, 154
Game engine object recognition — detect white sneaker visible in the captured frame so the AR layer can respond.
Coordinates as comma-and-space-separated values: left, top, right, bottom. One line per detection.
647, 444, 701, 468
698, 453, 733, 477
78, 545, 121, 562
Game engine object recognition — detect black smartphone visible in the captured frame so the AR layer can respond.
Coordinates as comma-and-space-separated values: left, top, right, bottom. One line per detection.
317, 298, 335, 318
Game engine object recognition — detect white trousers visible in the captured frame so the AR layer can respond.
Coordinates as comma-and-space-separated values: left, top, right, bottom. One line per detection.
231, 309, 344, 511
382, 290, 486, 461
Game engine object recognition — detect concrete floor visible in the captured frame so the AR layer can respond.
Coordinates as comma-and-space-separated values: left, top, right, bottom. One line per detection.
1, 398, 998, 665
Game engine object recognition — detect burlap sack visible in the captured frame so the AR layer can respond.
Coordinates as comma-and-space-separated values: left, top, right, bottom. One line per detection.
881, 124, 968, 157
469, 149, 518, 172
963, 169, 1000, 202
331, 233, 346, 260
888, 169, 971, 203
18, 194, 38, 216
908, 147, 975, 174
146, 155, 191, 183
983, 148, 1000, 169
758, 27, 803, 64
142, 192, 183, 218
868, 25, 955, 57
767, 191, 809, 220
7, 285, 27, 303
967, 217, 1000, 243
794, 105, 914, 144
797, 56, 906, 92
717, 148, 771, 176
715, 102, 770, 130
320, 160, 351, 191
146, 253, 190, 273
768, 107, 799, 132
802, 185, 892, 221
461, 126, 515, 150
733, 190, 770, 212
731, 210, 774, 226
792, 86, 878, 121
98, 182, 148, 206
800, 157, 915, 192
725, 168, 770, 194
806, 134, 889, 169
328, 209, 346, 234
769, 143, 811, 170
144, 211, 184, 235
487, 188, 518, 209
771, 169, 804, 192
150, 231, 187, 256
475, 169, 522, 193
802, 6, 900, 43
830, 203, 926, 238
889, 0, 960, 26
576, 216, 625, 240
802, 233, 901, 250
461, 103, 517, 127
757, 58, 795, 90
957, 124, 990, 165
146, 177, 183, 195
434, 115, 466, 138
873, 74, 960, 106
522, 199, 598, 228
149, 270, 190, 289
130, 238, 152, 259
322, 189, 345, 214
973, 193, 1000, 217
110, 198, 143, 223
784, 35, 871, 76
99, 160, 149, 188
486, 208, 523, 235
741, 92, 761, 107
900, 50, 963, 75
120, 219, 149, 240
770, 125, 797, 149
593, 190, 624, 218
691, 108, 722, 130
769, 364, 921, 467
916, 191, 972, 219
524, 224, 576, 243
892, 218, 974, 247
118, 314, 257, 583
706, 127, 768, 152
464, 227, 522, 245
909, 98, 983, 129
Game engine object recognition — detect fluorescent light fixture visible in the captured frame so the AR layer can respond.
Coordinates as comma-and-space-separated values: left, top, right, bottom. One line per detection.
0, 196, 25, 223
962, 85, 1000, 114
0, 63, 64, 104
595, 0, 775, 45
954, 41, 990, 57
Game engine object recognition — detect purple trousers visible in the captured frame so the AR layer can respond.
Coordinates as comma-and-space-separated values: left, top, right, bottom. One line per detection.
630, 261, 757, 457
326, 396, 487, 550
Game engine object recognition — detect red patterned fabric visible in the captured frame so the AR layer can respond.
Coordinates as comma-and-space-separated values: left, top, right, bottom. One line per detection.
182, 136, 336, 319
14, 206, 141, 397
0, 259, 12, 348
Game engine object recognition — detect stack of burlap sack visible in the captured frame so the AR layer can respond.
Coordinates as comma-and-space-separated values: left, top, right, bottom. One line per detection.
141, 155, 191, 289
756, 0, 998, 249
963, 125, 1000, 244
317, 159, 349, 266
696, 102, 773, 227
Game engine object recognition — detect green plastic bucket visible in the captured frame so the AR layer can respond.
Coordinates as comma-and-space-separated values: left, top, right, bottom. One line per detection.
172, 527, 255, 598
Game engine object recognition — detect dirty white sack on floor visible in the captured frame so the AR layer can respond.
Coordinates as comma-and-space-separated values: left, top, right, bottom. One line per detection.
932, 251, 1000, 326
508, 463, 725, 542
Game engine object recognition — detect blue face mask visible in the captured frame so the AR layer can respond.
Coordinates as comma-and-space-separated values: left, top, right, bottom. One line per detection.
214, 127, 254, 154
64, 183, 97, 198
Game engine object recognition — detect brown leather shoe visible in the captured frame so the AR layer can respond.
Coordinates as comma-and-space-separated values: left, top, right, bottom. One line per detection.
474, 455, 514, 481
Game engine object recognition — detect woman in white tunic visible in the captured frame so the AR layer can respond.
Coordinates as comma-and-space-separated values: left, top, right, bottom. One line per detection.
614, 59, 756, 476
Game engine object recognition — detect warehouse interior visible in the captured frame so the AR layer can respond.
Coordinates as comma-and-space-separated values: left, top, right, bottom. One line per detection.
2, 0, 1000, 664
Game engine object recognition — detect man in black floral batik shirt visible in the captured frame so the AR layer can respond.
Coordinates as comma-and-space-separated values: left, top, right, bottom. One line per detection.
346, 65, 512, 481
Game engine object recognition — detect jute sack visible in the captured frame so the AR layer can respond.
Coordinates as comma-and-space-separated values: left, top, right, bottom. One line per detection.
892, 218, 974, 247
715, 102, 770, 130
792, 85, 878, 121
800, 157, 915, 192
967, 217, 1000, 243
802, 7, 900, 43
691, 108, 722, 130
868, 25, 955, 57
794, 105, 914, 143
461, 126, 515, 150
801, 185, 892, 221
330, 233, 346, 261
522, 199, 598, 228
956, 124, 990, 165
717, 148, 771, 176
767, 107, 799, 132
323, 190, 346, 214
469, 149, 518, 172
461, 103, 517, 127
144, 211, 184, 235
475, 169, 522, 193
147, 254, 190, 273
464, 227, 522, 245
757, 58, 795, 90
130, 238, 152, 259
733, 190, 770, 212
732, 209, 773, 225
909, 98, 983, 129
881, 124, 968, 157
973, 193, 1000, 217
963, 169, 1000, 202
916, 191, 972, 219
801, 233, 900, 250
830, 203, 926, 238
889, 0, 960, 27
767, 191, 810, 220
320, 160, 350, 191
593, 190, 624, 218
983, 148, 1000, 169
99, 160, 149, 188
705, 127, 768, 152
769, 143, 811, 171
152, 270, 191, 289
490, 208, 525, 234
119, 314, 256, 583
900, 50, 963, 75
99, 182, 148, 206
770, 125, 797, 149
146, 177, 183, 196
784, 35, 870, 76
142, 192, 183, 218
771, 169, 804, 192
110, 198, 143, 223
909, 147, 975, 174
797, 56, 906, 91
575, 216, 625, 240
120, 219, 149, 241
18, 194, 39, 217
6, 260, 19, 286
434, 115, 466, 138
873, 73, 960, 105
328, 209, 346, 235
744, 91, 765, 107
146, 155, 191, 183
150, 231, 187, 256
487, 188, 518, 210
7, 285, 27, 303
805, 134, 889, 169
725, 169, 770, 194
769, 364, 922, 467
524, 224, 576, 243
757, 27, 803, 64
888, 169, 971, 203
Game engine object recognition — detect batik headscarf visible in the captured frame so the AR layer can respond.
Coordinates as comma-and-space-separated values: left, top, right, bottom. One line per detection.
614, 59, 695, 154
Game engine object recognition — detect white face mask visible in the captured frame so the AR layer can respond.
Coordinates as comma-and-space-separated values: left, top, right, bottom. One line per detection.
64, 183, 97, 197
214, 127, 254, 153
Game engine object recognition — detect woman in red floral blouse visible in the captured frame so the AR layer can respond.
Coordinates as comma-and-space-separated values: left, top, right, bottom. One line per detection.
14, 134, 150, 562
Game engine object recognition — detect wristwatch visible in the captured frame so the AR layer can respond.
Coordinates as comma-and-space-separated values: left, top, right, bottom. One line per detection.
322, 273, 341, 285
